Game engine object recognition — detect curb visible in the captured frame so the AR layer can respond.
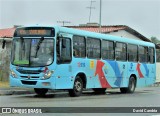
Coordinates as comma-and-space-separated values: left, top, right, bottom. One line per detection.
150, 82, 160, 87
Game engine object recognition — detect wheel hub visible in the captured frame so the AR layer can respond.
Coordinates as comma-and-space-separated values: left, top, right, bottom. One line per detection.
75, 81, 82, 92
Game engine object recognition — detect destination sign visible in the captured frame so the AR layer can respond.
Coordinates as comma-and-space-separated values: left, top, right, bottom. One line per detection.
14, 27, 55, 37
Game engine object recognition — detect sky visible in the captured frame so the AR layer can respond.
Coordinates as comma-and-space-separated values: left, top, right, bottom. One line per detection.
0, 0, 160, 40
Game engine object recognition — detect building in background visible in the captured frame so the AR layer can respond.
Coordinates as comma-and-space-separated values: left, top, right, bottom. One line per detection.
67, 23, 151, 42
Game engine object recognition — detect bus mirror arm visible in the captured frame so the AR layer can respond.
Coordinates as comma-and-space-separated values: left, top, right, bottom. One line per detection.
128, 53, 129, 60
148, 56, 150, 62
62, 39, 66, 48
56, 37, 62, 63
2, 39, 6, 49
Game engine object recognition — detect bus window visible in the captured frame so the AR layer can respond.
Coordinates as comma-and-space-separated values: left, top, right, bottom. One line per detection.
87, 38, 101, 59
128, 44, 138, 62
149, 47, 155, 63
11, 38, 54, 66
73, 35, 86, 58
102, 40, 114, 60
58, 37, 72, 63
138, 46, 148, 63
115, 42, 127, 61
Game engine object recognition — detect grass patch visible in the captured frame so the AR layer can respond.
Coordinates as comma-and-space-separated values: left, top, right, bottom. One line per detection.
0, 81, 9, 88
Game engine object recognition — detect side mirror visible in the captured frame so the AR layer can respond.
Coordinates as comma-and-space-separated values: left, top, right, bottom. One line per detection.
2, 39, 6, 49
62, 39, 66, 48
56, 37, 61, 63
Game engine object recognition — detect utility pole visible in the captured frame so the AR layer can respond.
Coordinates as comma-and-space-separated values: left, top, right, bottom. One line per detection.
57, 21, 71, 26
99, 0, 102, 33
86, 0, 96, 23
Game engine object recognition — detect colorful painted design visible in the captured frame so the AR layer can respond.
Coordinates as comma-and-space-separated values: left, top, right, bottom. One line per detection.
90, 60, 94, 69
43, 67, 48, 73
95, 60, 111, 88
104, 66, 108, 74
114, 62, 123, 87
142, 63, 149, 77
107, 61, 123, 87
136, 63, 144, 78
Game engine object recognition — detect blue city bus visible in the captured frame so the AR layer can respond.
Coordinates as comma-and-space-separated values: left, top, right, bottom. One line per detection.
9, 26, 156, 97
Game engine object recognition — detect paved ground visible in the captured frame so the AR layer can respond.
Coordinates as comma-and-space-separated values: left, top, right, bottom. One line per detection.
0, 87, 34, 95
0, 86, 160, 116
0, 82, 159, 96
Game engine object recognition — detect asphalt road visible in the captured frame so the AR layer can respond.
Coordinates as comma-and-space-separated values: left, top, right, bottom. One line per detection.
0, 87, 160, 116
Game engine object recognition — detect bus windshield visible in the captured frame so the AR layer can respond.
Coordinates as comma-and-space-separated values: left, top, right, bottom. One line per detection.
11, 38, 54, 67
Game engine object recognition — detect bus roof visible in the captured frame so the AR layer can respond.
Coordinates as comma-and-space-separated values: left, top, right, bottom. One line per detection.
15, 25, 155, 48
57, 26, 155, 48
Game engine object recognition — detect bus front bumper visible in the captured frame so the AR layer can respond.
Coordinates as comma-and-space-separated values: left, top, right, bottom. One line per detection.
10, 76, 55, 89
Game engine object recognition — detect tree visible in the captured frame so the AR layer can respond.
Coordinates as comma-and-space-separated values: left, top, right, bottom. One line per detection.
151, 37, 160, 44
151, 37, 160, 62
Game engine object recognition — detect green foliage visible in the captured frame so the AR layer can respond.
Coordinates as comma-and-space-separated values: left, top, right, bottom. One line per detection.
151, 37, 160, 62
151, 37, 160, 44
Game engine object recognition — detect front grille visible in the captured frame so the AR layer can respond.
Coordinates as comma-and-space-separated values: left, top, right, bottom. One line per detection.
21, 76, 39, 79
21, 80, 37, 85
17, 69, 43, 74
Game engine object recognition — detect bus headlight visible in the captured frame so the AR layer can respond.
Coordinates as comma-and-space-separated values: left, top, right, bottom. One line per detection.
42, 70, 54, 79
10, 70, 17, 78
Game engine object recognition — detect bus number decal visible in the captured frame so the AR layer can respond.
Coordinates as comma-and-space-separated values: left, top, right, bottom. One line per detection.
77, 62, 85, 67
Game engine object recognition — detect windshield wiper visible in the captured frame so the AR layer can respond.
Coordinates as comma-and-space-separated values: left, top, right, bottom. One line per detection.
35, 37, 44, 58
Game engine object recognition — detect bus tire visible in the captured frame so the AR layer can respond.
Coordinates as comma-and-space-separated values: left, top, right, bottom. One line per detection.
120, 76, 136, 93
34, 88, 48, 96
93, 88, 106, 94
69, 77, 83, 97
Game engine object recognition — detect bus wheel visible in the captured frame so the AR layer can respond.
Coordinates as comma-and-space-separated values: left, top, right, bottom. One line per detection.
34, 88, 48, 96
69, 77, 83, 97
93, 88, 106, 94
120, 76, 136, 93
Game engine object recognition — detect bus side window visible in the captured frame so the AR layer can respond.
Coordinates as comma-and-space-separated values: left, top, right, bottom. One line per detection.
56, 37, 60, 62
149, 47, 155, 63
128, 44, 138, 62
73, 49, 79, 57
57, 37, 72, 63
73, 35, 86, 58
87, 38, 101, 59
115, 42, 127, 61
138, 46, 148, 63
102, 40, 114, 60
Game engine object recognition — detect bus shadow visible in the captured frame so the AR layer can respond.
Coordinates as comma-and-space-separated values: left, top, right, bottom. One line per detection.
22, 91, 121, 99
22, 89, 151, 99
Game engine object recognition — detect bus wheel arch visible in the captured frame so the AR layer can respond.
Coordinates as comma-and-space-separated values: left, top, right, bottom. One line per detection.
68, 73, 86, 97
69, 76, 83, 97
76, 72, 87, 89
130, 74, 137, 87
120, 74, 137, 93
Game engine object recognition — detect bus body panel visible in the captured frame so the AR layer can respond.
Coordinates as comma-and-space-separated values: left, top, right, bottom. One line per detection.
10, 26, 156, 92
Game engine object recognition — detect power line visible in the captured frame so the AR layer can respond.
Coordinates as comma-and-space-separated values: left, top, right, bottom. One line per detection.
99, 0, 102, 33
86, 0, 96, 23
